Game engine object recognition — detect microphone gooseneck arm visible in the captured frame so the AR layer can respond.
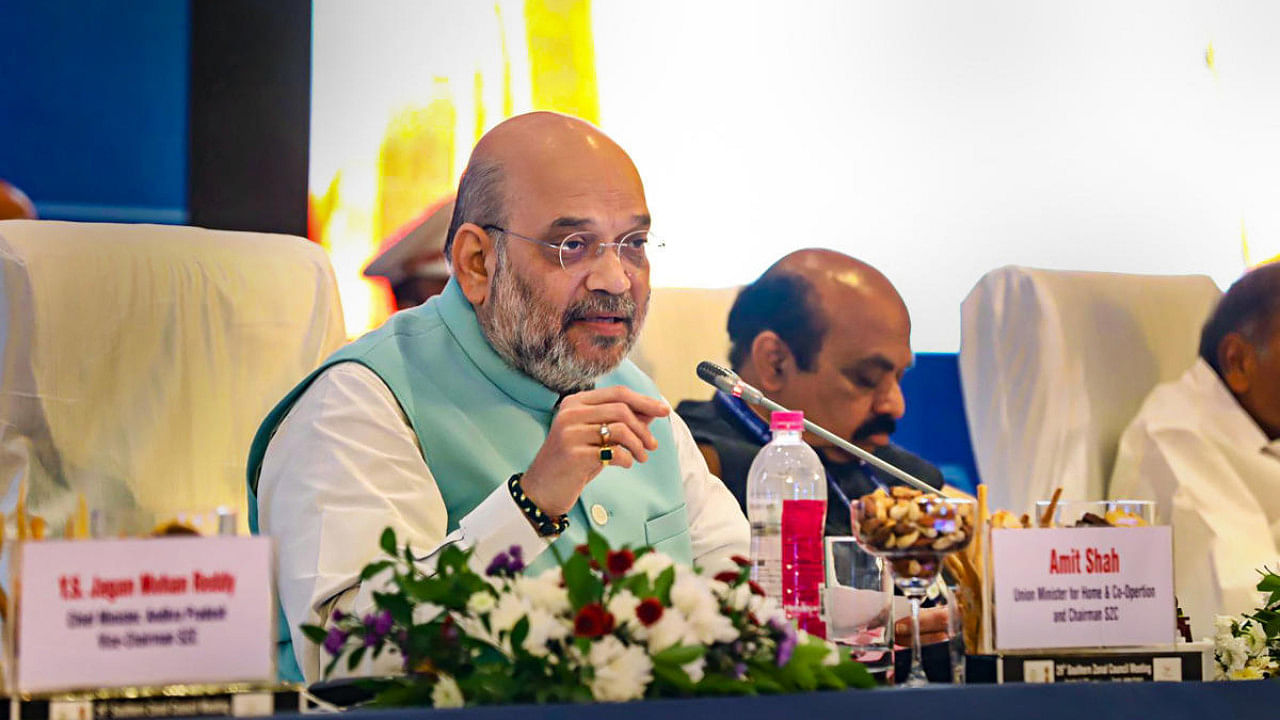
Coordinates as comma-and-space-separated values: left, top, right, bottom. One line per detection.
696, 361, 940, 496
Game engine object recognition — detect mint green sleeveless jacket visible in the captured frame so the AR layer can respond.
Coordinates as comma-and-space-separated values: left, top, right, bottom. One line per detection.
246, 280, 692, 681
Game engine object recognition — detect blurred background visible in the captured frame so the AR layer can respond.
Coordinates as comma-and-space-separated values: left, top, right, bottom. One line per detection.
5, 0, 1280, 491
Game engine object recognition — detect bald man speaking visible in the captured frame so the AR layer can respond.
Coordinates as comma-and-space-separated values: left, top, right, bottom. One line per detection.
678, 250, 946, 538
248, 113, 748, 682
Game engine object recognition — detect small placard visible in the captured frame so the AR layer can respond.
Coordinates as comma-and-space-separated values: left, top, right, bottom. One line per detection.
991, 527, 1175, 650
16, 536, 274, 693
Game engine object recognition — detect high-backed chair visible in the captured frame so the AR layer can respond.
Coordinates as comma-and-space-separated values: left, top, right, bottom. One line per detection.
0, 220, 346, 535
629, 286, 741, 406
959, 266, 1221, 515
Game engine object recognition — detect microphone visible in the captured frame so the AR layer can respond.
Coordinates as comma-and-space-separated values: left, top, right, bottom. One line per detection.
695, 361, 939, 495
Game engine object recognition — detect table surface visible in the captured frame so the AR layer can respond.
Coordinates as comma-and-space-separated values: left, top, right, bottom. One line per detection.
294, 680, 1280, 720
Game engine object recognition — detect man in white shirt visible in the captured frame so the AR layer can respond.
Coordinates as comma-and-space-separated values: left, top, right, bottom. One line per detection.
1110, 262, 1280, 637
251, 112, 748, 681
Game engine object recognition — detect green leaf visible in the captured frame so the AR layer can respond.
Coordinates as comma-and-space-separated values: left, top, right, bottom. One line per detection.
373, 590, 413, 625
831, 659, 877, 689
587, 531, 610, 567
346, 645, 367, 672
696, 675, 755, 696
652, 662, 695, 692
654, 566, 676, 604
360, 560, 395, 581
563, 553, 602, 608
509, 616, 531, 655
379, 527, 397, 556
300, 624, 330, 646
652, 644, 706, 666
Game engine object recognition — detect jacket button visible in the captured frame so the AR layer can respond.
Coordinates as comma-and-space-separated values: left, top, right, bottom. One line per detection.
590, 504, 609, 526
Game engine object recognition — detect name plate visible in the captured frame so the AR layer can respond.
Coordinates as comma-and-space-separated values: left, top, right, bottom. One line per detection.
991, 527, 1174, 650
16, 536, 274, 693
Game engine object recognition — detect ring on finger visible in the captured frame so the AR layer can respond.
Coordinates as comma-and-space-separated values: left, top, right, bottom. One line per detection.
599, 444, 614, 466
598, 423, 612, 444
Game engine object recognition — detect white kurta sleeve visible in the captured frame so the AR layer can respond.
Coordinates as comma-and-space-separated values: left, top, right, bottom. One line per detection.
1120, 425, 1279, 638
670, 409, 751, 565
256, 362, 549, 681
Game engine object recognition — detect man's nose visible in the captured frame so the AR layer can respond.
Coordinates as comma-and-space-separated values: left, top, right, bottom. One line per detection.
583, 248, 632, 295
875, 380, 906, 420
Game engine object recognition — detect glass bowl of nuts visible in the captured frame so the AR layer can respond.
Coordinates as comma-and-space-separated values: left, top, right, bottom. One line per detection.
851, 487, 975, 687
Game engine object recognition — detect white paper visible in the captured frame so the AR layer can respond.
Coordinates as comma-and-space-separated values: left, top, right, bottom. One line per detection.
992, 527, 1175, 650
16, 536, 274, 693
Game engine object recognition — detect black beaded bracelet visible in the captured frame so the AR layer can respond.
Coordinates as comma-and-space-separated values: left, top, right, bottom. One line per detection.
508, 473, 569, 537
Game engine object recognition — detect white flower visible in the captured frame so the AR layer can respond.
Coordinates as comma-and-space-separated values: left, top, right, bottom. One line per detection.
431, 674, 464, 708
725, 584, 752, 612
631, 551, 675, 581
1213, 615, 1236, 639
822, 641, 843, 666
489, 592, 530, 634
1245, 621, 1269, 654
685, 599, 739, 645
514, 570, 571, 615
1248, 655, 1278, 674
466, 591, 496, 615
521, 607, 570, 657
588, 635, 653, 702
1229, 664, 1266, 680
646, 607, 692, 653
608, 590, 642, 629
1218, 635, 1252, 674
682, 657, 706, 684
670, 567, 711, 616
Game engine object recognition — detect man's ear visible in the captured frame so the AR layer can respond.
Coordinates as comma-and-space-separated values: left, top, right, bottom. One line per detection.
749, 331, 795, 393
1219, 332, 1255, 395
451, 223, 496, 306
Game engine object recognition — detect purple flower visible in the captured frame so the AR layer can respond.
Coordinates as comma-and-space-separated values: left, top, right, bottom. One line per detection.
771, 617, 798, 667
331, 609, 347, 622
486, 551, 512, 577
323, 627, 348, 655
486, 547, 526, 576
373, 609, 394, 636
733, 662, 748, 679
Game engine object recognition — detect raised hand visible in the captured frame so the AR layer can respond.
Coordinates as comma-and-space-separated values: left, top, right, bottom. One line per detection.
520, 386, 670, 517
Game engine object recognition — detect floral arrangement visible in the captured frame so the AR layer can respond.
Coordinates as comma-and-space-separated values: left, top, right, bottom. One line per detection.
1213, 568, 1280, 680
302, 529, 873, 707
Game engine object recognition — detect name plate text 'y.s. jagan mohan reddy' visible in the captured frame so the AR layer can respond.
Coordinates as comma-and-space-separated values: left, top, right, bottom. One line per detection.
16, 536, 273, 693
991, 527, 1175, 650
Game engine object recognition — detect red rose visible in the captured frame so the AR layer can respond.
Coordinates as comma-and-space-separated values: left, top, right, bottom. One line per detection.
714, 571, 740, 584
731, 555, 751, 568
606, 549, 635, 576
635, 597, 664, 627
748, 580, 766, 597
573, 603, 616, 638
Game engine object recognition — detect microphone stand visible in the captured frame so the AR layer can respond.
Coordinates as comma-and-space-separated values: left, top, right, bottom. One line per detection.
697, 361, 940, 496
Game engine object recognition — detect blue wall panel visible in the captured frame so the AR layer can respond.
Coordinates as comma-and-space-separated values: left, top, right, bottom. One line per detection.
896, 353, 980, 494
0, 1, 189, 223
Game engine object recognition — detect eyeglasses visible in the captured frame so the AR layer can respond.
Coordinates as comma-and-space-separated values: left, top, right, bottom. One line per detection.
482, 224, 661, 272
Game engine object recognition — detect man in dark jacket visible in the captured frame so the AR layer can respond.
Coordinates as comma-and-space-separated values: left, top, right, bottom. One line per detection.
677, 248, 946, 537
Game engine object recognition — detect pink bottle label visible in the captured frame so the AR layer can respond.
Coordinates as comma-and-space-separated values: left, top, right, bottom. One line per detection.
781, 498, 827, 638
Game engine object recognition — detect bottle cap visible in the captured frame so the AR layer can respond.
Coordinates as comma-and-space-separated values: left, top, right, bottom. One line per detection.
770, 410, 804, 432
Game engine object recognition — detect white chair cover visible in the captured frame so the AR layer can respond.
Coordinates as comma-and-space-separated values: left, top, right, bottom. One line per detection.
629, 287, 741, 405
0, 220, 346, 535
959, 266, 1220, 515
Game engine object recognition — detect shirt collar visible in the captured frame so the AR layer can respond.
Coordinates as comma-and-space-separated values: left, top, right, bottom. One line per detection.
1187, 358, 1274, 456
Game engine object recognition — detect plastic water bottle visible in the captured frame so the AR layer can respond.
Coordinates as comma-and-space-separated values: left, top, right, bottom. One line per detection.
747, 410, 827, 636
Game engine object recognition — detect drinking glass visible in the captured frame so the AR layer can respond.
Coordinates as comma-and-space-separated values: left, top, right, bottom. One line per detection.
851, 492, 975, 687
822, 536, 894, 679
1034, 499, 1153, 528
